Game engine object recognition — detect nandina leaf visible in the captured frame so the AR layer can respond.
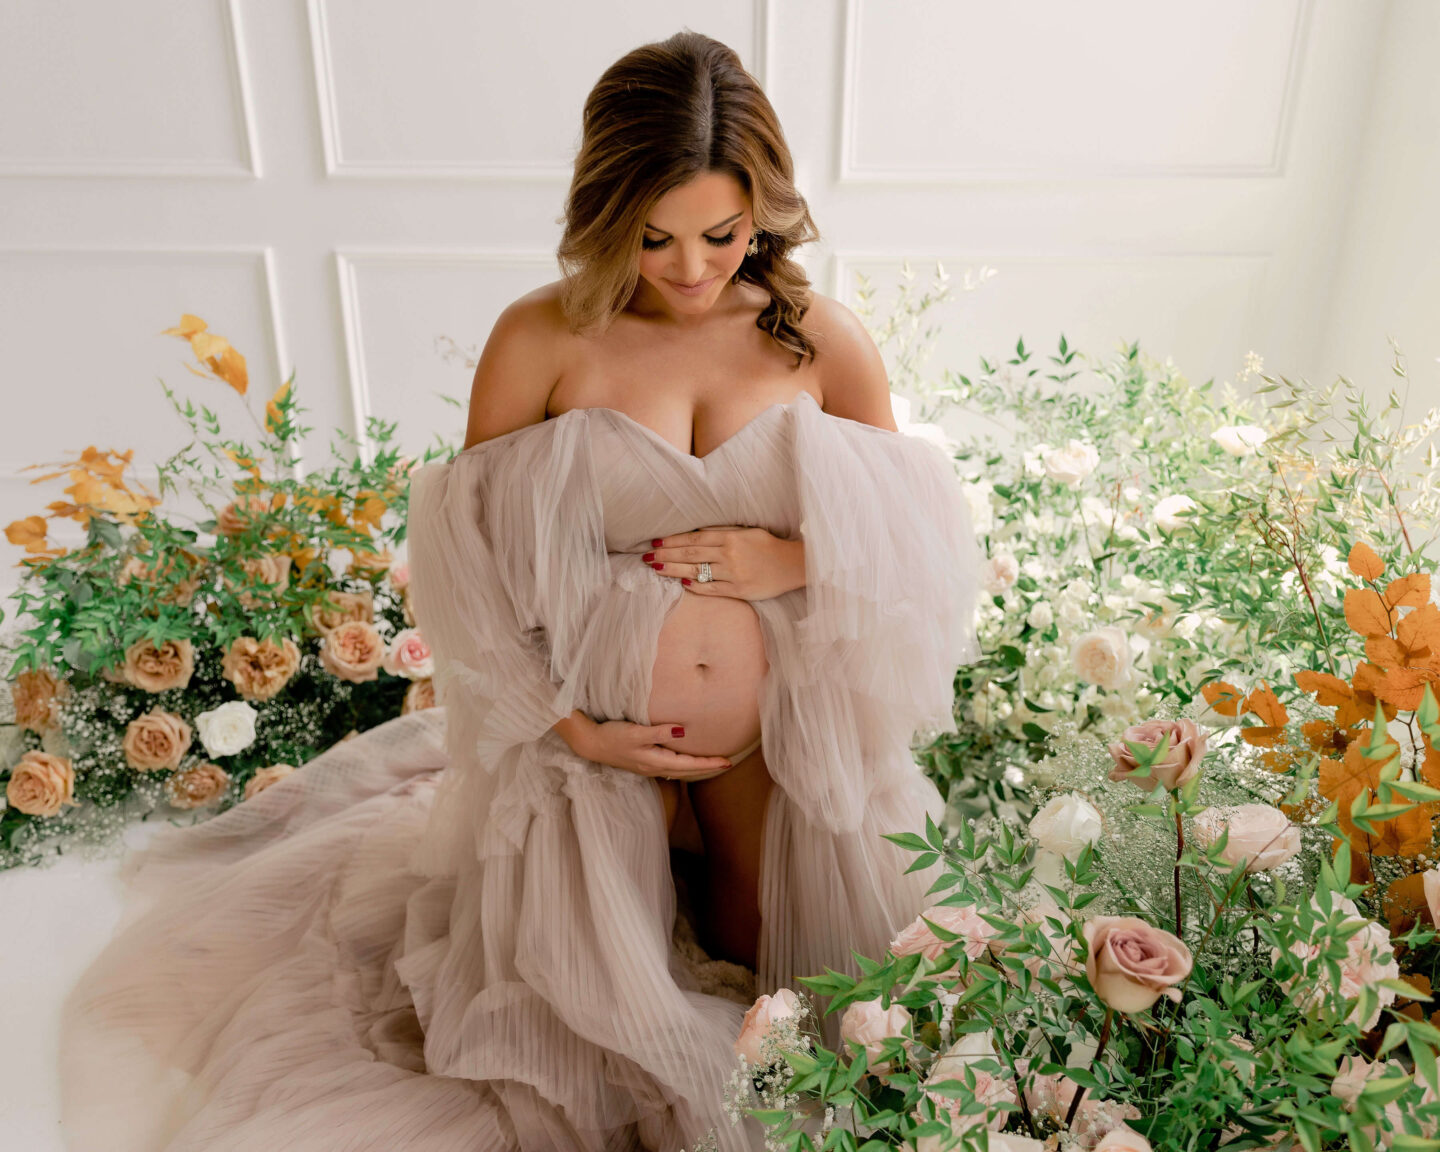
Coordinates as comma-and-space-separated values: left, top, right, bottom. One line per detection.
1348, 541, 1385, 581
1385, 573, 1431, 610
1345, 587, 1394, 638
1201, 680, 1244, 717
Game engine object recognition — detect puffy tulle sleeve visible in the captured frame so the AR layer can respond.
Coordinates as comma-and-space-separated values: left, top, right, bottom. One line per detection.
790, 394, 983, 747
405, 415, 611, 774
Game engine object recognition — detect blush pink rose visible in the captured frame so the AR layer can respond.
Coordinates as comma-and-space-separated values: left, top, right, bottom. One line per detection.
382, 628, 434, 680
839, 998, 911, 1074
388, 560, 410, 591
733, 988, 802, 1065
1107, 718, 1207, 793
1082, 916, 1193, 1013
1192, 803, 1300, 873
889, 903, 998, 969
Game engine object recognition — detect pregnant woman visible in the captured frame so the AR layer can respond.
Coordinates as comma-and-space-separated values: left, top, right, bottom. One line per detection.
57, 29, 983, 1152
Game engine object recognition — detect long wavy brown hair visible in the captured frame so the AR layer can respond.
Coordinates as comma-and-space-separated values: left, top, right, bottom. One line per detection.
556, 30, 822, 369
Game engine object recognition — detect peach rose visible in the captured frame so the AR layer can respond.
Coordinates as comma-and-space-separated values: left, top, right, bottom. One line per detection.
11, 667, 67, 734
225, 553, 292, 609
320, 620, 385, 683
839, 997, 911, 1074
1095, 1126, 1152, 1151
382, 628, 434, 680
5, 750, 80, 817
243, 762, 297, 800
388, 559, 411, 591
166, 762, 231, 809
1107, 718, 1207, 794
734, 988, 802, 1065
221, 635, 301, 702
216, 492, 275, 537
1192, 804, 1300, 873
1082, 916, 1193, 1013
307, 589, 375, 636
122, 709, 193, 772
118, 550, 205, 606
123, 638, 196, 693
402, 677, 436, 714
349, 546, 393, 579
401, 588, 416, 628
890, 903, 998, 967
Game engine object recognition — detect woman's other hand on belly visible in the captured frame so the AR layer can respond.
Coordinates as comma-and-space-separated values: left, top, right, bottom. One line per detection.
573, 717, 734, 781
641, 526, 804, 600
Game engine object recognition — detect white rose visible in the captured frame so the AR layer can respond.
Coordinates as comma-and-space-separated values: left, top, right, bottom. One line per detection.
1211, 424, 1267, 457
1029, 792, 1104, 861
1152, 494, 1198, 532
985, 551, 1020, 594
1192, 804, 1301, 873
1042, 440, 1100, 486
1071, 626, 1135, 689
1027, 601, 1055, 630
1023, 443, 1052, 477
961, 481, 995, 537
194, 700, 258, 758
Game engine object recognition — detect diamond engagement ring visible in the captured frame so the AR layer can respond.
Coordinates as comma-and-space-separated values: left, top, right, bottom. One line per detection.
697, 562, 713, 583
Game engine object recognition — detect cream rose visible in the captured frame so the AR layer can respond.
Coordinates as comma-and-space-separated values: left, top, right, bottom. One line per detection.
320, 620, 386, 683
1026, 601, 1055, 631
1029, 792, 1104, 861
1095, 1126, 1152, 1151
984, 551, 1020, 595
5, 750, 79, 817
1211, 424, 1267, 457
1192, 804, 1300, 873
1042, 440, 1100, 486
1107, 718, 1207, 793
167, 762, 230, 809
402, 677, 437, 714
307, 589, 375, 636
1152, 494, 1198, 532
839, 998, 911, 1074
1072, 626, 1135, 690
733, 988, 802, 1065
216, 492, 275, 536
122, 709, 193, 772
221, 635, 301, 702
382, 628, 435, 680
243, 762, 297, 800
11, 667, 67, 734
194, 700, 258, 758
1083, 916, 1193, 1013
889, 902, 998, 967
122, 637, 196, 694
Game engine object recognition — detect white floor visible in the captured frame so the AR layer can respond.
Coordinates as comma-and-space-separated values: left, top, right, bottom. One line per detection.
0, 821, 167, 1152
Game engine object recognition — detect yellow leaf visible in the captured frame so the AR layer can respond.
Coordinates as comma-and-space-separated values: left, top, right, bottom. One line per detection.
1201, 680, 1244, 717
161, 313, 209, 338
1348, 541, 1385, 581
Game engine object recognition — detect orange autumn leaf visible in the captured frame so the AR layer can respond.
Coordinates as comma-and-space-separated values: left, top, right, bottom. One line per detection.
1366, 636, 1408, 667
351, 492, 388, 531
163, 313, 248, 395
1201, 680, 1244, 717
1386, 573, 1432, 611
1344, 587, 1393, 638
1239, 681, 1289, 747
1424, 736, 1440, 790
1353, 661, 1435, 712
265, 381, 290, 436
1373, 802, 1435, 857
1294, 670, 1354, 711
1348, 541, 1385, 581
4, 515, 50, 553
1387, 873, 1431, 937
1300, 718, 1347, 755
1397, 603, 1440, 669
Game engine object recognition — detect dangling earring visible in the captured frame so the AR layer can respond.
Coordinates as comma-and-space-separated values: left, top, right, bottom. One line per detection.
746, 231, 761, 257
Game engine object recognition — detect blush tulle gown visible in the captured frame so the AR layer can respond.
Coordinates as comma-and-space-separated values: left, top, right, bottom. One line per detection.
56, 389, 982, 1152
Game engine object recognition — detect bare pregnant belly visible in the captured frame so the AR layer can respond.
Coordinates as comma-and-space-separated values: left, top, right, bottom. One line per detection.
647, 590, 767, 759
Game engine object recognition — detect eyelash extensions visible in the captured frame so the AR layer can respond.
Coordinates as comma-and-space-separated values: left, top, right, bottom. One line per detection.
640, 230, 738, 252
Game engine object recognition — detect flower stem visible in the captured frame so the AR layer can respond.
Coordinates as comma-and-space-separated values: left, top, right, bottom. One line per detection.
1174, 809, 1184, 937
1063, 1006, 1113, 1130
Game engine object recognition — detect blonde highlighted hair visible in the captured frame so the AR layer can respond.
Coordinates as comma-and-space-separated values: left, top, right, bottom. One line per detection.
556, 29, 822, 368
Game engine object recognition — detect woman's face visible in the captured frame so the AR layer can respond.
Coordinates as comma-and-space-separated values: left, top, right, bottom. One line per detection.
635, 170, 752, 317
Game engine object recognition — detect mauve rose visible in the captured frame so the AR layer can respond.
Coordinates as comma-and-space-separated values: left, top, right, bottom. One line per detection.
382, 628, 435, 680
167, 762, 230, 809
11, 667, 67, 734
733, 988, 802, 1065
123, 638, 196, 694
402, 677, 437, 714
5, 750, 79, 817
1071, 627, 1135, 690
1107, 718, 1207, 794
307, 589, 375, 636
839, 998, 911, 1074
1192, 804, 1300, 873
221, 635, 301, 702
1083, 916, 1193, 1013
320, 620, 385, 683
889, 903, 998, 967
122, 709, 192, 772
216, 492, 275, 537
243, 762, 297, 800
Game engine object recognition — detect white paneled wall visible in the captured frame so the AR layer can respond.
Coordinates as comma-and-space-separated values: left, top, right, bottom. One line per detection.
2, 0, 1436, 609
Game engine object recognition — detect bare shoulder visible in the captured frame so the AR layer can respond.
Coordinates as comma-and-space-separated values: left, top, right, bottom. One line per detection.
805, 292, 897, 431
462, 281, 572, 450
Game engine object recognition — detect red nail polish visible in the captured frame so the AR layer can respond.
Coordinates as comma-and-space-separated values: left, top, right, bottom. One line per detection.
672, 726, 684, 737
650, 562, 663, 569
680, 577, 692, 585
642, 552, 655, 562
652, 538, 664, 547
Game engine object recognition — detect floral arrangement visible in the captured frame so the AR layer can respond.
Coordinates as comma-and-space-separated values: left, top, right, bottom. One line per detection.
0, 315, 444, 869
852, 264, 1440, 837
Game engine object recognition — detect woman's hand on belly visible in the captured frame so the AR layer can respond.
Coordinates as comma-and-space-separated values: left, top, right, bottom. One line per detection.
642, 526, 805, 601
572, 717, 735, 781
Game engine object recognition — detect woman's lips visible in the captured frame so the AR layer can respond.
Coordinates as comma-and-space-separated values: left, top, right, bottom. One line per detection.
668, 275, 716, 296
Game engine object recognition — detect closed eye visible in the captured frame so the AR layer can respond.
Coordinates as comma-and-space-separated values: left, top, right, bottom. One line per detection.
642, 230, 737, 252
